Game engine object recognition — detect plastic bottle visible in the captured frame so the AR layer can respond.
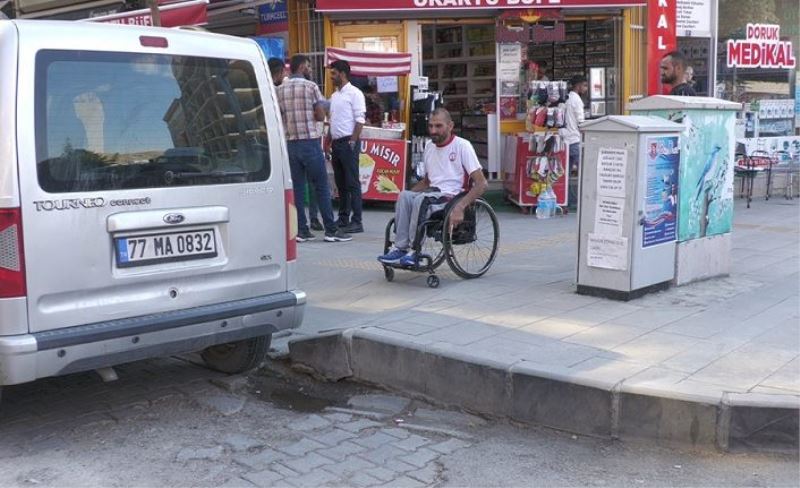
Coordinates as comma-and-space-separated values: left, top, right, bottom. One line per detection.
536, 189, 554, 219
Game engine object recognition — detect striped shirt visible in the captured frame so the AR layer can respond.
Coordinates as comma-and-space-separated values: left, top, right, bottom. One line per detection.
275, 76, 325, 140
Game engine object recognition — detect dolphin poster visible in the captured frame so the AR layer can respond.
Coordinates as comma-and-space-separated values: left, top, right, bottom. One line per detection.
643, 135, 680, 248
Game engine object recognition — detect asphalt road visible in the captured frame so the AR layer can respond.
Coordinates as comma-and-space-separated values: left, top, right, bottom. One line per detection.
0, 356, 796, 487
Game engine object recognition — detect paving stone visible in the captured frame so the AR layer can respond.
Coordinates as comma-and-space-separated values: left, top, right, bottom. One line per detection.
312, 428, 358, 447
358, 444, 407, 465
322, 412, 353, 423
287, 414, 332, 432
349, 471, 383, 487
382, 458, 418, 474
222, 434, 265, 452
325, 407, 389, 421
392, 433, 431, 452
407, 462, 441, 484
176, 446, 225, 463
380, 475, 427, 488
398, 447, 440, 468
277, 438, 326, 457
233, 449, 285, 470
194, 394, 247, 416
352, 431, 398, 449
338, 418, 383, 433
380, 427, 410, 439
429, 438, 471, 454
363, 466, 398, 483
410, 407, 486, 429
321, 455, 376, 477
316, 441, 367, 462
347, 394, 412, 414
279, 452, 334, 474
241, 469, 284, 487
270, 462, 300, 478
218, 477, 256, 488
285, 468, 340, 488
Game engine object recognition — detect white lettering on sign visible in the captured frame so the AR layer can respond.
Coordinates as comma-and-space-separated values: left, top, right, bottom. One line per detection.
367, 143, 402, 166
727, 23, 796, 69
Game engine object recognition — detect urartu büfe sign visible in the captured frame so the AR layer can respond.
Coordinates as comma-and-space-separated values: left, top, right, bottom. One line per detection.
727, 24, 796, 69
316, 0, 646, 11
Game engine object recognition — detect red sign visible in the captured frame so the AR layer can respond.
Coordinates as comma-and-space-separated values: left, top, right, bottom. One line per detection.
317, 0, 645, 11
359, 138, 407, 202
647, 0, 676, 95
88, 0, 207, 27
727, 24, 796, 69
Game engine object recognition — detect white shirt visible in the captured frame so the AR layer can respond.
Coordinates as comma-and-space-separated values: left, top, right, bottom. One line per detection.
423, 136, 483, 196
560, 91, 585, 146
329, 82, 366, 139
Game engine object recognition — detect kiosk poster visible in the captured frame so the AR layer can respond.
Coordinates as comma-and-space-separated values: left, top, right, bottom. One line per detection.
359, 139, 407, 202
643, 136, 679, 248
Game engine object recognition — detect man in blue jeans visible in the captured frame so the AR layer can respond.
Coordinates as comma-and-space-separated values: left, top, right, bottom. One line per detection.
276, 55, 351, 242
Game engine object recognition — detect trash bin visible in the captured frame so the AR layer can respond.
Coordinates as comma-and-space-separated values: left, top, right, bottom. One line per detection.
629, 96, 742, 285
576, 116, 684, 301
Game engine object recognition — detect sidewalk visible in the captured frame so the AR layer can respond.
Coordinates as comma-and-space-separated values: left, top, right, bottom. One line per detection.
284, 196, 799, 452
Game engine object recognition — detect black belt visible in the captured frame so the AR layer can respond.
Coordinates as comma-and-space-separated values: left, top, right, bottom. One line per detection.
333, 136, 355, 142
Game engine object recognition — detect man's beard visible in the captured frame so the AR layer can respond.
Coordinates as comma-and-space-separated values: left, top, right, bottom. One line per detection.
430, 133, 448, 144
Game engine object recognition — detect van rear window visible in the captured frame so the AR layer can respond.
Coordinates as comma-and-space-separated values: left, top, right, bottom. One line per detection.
35, 50, 271, 192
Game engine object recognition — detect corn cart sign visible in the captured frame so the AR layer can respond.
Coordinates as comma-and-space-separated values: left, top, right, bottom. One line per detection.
727, 24, 797, 69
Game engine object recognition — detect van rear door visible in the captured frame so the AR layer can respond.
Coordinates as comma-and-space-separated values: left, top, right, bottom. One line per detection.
16, 23, 290, 333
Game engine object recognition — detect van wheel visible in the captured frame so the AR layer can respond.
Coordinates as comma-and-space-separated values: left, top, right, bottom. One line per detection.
200, 335, 272, 374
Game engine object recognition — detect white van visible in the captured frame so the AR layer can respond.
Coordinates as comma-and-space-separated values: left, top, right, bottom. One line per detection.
0, 20, 305, 388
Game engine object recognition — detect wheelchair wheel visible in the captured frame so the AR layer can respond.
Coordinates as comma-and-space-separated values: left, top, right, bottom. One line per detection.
383, 218, 396, 254
443, 199, 499, 279
420, 221, 447, 270
384, 266, 395, 282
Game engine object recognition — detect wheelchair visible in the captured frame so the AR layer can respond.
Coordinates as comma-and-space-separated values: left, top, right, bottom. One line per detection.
382, 193, 500, 288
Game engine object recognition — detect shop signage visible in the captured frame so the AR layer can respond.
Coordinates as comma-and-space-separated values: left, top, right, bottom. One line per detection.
726, 24, 796, 69
359, 139, 407, 202
316, 0, 646, 11
646, 0, 676, 95
532, 23, 565, 43
258, 0, 288, 34
675, 0, 710, 37
87, 0, 207, 26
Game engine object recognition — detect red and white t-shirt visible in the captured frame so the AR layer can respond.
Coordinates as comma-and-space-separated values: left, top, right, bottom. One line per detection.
423, 136, 482, 196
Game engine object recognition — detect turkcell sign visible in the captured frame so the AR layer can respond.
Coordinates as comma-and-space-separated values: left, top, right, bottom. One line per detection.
727, 24, 796, 69
258, 0, 287, 31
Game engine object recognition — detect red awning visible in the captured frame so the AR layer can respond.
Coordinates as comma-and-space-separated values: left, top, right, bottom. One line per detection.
317, 0, 645, 11
86, 0, 208, 27
325, 47, 412, 77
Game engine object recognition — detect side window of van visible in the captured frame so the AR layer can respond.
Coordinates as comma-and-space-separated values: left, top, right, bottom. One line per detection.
34, 51, 271, 192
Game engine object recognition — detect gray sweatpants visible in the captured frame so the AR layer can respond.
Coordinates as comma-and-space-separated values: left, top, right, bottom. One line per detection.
394, 190, 448, 251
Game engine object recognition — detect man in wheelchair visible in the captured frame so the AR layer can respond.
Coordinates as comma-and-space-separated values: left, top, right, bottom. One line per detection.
378, 108, 488, 267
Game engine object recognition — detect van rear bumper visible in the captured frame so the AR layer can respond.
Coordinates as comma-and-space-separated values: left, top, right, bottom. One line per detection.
0, 290, 306, 386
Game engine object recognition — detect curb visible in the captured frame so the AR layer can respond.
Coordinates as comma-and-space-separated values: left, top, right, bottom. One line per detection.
288, 328, 800, 453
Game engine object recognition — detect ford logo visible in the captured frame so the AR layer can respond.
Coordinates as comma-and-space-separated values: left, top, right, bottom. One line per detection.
163, 213, 185, 225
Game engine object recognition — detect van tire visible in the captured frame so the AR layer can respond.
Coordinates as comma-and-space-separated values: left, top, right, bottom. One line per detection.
200, 335, 272, 374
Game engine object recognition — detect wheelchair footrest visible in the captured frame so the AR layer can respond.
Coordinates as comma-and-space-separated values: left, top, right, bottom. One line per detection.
383, 254, 434, 271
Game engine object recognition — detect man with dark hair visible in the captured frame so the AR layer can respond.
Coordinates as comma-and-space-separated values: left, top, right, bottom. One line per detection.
267, 57, 285, 87
276, 54, 351, 243
327, 59, 367, 234
378, 108, 487, 266
660, 51, 697, 96
562, 74, 588, 175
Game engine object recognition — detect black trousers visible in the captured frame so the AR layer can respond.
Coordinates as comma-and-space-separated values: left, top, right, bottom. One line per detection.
331, 137, 363, 226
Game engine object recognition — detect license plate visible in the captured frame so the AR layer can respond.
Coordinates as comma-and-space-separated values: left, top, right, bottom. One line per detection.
115, 228, 217, 268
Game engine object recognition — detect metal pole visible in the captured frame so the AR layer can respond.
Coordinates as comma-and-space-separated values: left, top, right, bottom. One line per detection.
148, 0, 162, 27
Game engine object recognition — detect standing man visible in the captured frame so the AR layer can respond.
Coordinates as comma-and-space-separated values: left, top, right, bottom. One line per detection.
328, 60, 366, 234
276, 54, 351, 243
660, 51, 697, 96
378, 108, 487, 266
561, 74, 588, 175
267, 57, 285, 87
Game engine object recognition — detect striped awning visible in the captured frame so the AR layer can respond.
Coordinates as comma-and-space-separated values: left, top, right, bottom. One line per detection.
325, 47, 412, 77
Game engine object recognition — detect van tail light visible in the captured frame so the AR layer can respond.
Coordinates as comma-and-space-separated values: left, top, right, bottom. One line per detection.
285, 189, 297, 262
0, 208, 26, 298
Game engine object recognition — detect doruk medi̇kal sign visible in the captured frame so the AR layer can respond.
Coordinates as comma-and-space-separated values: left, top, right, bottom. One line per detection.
727, 24, 796, 69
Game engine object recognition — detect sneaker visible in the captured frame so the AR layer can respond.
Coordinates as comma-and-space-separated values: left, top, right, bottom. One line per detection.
324, 229, 352, 242
344, 223, 364, 234
399, 251, 418, 267
310, 219, 324, 232
296, 230, 316, 242
378, 247, 407, 264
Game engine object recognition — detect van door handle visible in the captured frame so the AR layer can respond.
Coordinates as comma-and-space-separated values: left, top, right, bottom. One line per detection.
107, 206, 229, 233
